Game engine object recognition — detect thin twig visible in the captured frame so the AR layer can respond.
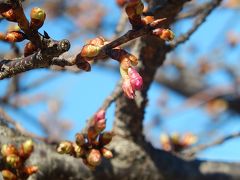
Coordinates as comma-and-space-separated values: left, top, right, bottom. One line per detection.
183, 131, 240, 156
171, 0, 223, 48
0, 107, 49, 143
83, 81, 123, 133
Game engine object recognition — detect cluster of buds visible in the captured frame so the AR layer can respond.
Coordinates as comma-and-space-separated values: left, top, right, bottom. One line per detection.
0, 4, 46, 56
117, 51, 143, 99
75, 0, 175, 99
1, 140, 38, 180
57, 110, 114, 169
125, 0, 175, 41
160, 133, 197, 152
76, 36, 108, 71
77, 36, 143, 99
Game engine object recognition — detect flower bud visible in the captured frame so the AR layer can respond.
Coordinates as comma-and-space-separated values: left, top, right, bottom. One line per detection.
120, 57, 131, 71
6, 154, 21, 168
19, 139, 34, 159
135, 1, 144, 15
94, 110, 105, 122
1, 144, 18, 157
122, 78, 135, 99
75, 133, 85, 146
24, 42, 38, 57
1, 9, 16, 22
182, 133, 197, 147
120, 66, 129, 80
153, 28, 175, 41
142, 16, 154, 25
7, 25, 20, 33
160, 134, 171, 151
99, 132, 114, 145
126, 0, 143, 16
171, 133, 180, 144
30, 7, 46, 21
1, 170, 17, 180
128, 67, 143, 90
72, 143, 85, 158
127, 54, 138, 66
101, 147, 113, 159
94, 119, 106, 133
87, 126, 99, 142
88, 37, 105, 46
125, 0, 143, 28
23, 139, 34, 154
5, 31, 25, 42
87, 149, 102, 167
30, 7, 46, 30
23, 166, 38, 175
82, 158, 96, 170
57, 141, 74, 155
80, 44, 101, 58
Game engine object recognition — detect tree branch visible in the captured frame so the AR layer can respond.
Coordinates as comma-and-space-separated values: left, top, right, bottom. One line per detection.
171, 0, 223, 48
183, 131, 240, 157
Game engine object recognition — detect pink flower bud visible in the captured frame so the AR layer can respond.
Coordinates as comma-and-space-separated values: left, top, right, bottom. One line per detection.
94, 119, 106, 132
122, 79, 135, 99
128, 67, 143, 90
94, 110, 105, 122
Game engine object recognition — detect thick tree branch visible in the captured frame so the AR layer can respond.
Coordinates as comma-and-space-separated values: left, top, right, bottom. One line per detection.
1, 118, 240, 180
0, 38, 70, 79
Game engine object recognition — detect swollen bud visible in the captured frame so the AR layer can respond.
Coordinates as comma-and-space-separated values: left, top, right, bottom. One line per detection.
30, 7, 46, 30
57, 141, 74, 155
94, 119, 106, 133
94, 110, 105, 122
101, 147, 113, 159
19, 139, 34, 158
87, 149, 102, 167
75, 133, 85, 146
128, 67, 143, 91
88, 37, 105, 46
99, 132, 114, 145
142, 16, 154, 25
24, 42, 38, 57
6, 154, 21, 168
7, 25, 20, 33
1, 170, 17, 180
72, 143, 85, 158
122, 78, 135, 99
1, 9, 16, 22
23, 166, 38, 175
1, 144, 18, 157
87, 126, 99, 142
5, 31, 25, 42
80, 44, 101, 58
152, 28, 175, 41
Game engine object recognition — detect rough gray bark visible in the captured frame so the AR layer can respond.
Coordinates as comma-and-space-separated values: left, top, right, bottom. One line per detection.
1, 118, 240, 180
